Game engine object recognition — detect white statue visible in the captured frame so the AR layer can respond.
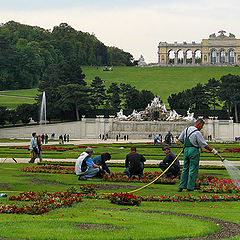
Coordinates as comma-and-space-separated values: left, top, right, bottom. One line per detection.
138, 55, 147, 67
127, 109, 142, 121
150, 97, 162, 109
183, 108, 195, 121
166, 110, 180, 121
115, 109, 127, 120
161, 104, 167, 113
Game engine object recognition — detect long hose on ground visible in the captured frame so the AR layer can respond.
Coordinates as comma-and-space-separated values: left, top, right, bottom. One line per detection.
127, 148, 183, 194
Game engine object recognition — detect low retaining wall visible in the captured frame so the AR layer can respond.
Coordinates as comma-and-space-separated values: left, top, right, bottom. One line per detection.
0, 116, 238, 141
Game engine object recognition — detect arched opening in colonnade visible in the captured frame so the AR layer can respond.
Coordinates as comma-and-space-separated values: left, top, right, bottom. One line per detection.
210, 49, 217, 64
228, 49, 236, 64
177, 50, 184, 64
195, 50, 202, 64
168, 49, 175, 64
219, 49, 227, 63
186, 49, 193, 64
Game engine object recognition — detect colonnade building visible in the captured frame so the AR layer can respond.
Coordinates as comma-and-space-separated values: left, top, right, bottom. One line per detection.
158, 30, 240, 66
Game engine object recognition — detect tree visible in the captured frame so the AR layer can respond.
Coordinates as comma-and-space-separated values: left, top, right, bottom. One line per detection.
90, 76, 106, 109
16, 104, 36, 124
39, 60, 89, 121
58, 84, 91, 121
190, 83, 210, 110
219, 74, 240, 122
107, 83, 121, 109
0, 106, 8, 125
204, 78, 221, 110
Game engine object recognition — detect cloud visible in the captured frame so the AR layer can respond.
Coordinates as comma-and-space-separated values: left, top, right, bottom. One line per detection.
0, 0, 239, 62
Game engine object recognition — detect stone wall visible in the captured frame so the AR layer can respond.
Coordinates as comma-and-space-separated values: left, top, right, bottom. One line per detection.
0, 116, 238, 141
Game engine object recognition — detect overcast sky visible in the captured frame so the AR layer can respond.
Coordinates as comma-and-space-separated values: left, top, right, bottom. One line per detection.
0, 0, 239, 62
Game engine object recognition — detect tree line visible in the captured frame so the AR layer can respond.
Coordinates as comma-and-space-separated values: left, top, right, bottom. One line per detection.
0, 21, 134, 91
0, 60, 154, 125
168, 74, 240, 122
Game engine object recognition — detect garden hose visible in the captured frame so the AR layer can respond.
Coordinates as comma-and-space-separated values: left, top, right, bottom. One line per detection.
127, 149, 183, 194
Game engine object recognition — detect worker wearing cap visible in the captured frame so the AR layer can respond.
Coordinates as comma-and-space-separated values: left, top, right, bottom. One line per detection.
75, 147, 102, 181
178, 119, 218, 192
159, 146, 180, 179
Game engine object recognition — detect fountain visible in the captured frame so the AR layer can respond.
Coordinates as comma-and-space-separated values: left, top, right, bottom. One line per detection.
40, 91, 46, 128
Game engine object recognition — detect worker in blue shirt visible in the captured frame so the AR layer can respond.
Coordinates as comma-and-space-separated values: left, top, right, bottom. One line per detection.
159, 146, 180, 179
93, 153, 111, 176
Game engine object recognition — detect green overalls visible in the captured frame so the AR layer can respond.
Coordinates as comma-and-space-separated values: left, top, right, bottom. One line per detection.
179, 128, 200, 190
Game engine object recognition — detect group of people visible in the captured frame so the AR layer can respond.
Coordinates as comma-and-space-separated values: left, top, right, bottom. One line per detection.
29, 118, 219, 192
74, 119, 219, 192
59, 134, 70, 144
40, 133, 48, 144
153, 131, 175, 145
29, 132, 43, 163
116, 134, 129, 141
99, 133, 108, 141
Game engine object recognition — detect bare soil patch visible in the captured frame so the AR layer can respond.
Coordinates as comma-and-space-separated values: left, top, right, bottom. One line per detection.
0, 183, 10, 190
27, 178, 72, 186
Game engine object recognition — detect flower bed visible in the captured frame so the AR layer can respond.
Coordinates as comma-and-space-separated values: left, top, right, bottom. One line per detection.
21, 165, 75, 174
10, 145, 98, 152
110, 192, 141, 206
103, 172, 177, 184
141, 193, 240, 202
0, 191, 82, 215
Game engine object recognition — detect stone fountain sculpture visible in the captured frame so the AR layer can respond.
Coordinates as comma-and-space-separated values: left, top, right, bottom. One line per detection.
115, 97, 195, 122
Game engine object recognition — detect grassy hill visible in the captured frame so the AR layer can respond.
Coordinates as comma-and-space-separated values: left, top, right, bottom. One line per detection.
82, 66, 240, 102
0, 89, 37, 109
2, 66, 240, 109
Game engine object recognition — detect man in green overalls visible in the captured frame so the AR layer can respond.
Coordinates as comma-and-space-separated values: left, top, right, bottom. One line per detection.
178, 119, 218, 192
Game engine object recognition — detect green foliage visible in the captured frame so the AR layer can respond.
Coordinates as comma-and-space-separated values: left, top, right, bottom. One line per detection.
0, 21, 133, 91
90, 76, 107, 109
219, 74, 240, 122
204, 78, 220, 110
0, 106, 8, 125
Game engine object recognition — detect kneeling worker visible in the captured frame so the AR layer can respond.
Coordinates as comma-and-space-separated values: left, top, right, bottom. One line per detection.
75, 147, 102, 180
124, 146, 146, 179
93, 152, 111, 177
159, 146, 180, 179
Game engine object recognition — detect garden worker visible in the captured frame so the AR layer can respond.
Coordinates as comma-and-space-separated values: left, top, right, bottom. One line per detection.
93, 152, 111, 178
178, 118, 218, 192
29, 132, 38, 163
159, 146, 180, 179
75, 147, 102, 181
124, 146, 146, 179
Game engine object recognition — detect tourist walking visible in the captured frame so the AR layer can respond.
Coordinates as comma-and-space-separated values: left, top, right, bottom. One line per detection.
59, 135, 63, 144
178, 119, 218, 192
67, 134, 70, 142
159, 146, 180, 179
41, 133, 44, 144
75, 147, 102, 180
37, 135, 43, 162
29, 132, 38, 163
44, 134, 48, 144
64, 134, 67, 143
124, 146, 146, 179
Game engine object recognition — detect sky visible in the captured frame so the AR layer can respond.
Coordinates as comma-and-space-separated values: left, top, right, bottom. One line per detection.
0, 0, 239, 63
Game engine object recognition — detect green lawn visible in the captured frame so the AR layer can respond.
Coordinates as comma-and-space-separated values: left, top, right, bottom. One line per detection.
2, 66, 240, 109
0, 95, 36, 109
1, 142, 240, 162
82, 66, 240, 102
0, 88, 38, 98
0, 163, 239, 239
